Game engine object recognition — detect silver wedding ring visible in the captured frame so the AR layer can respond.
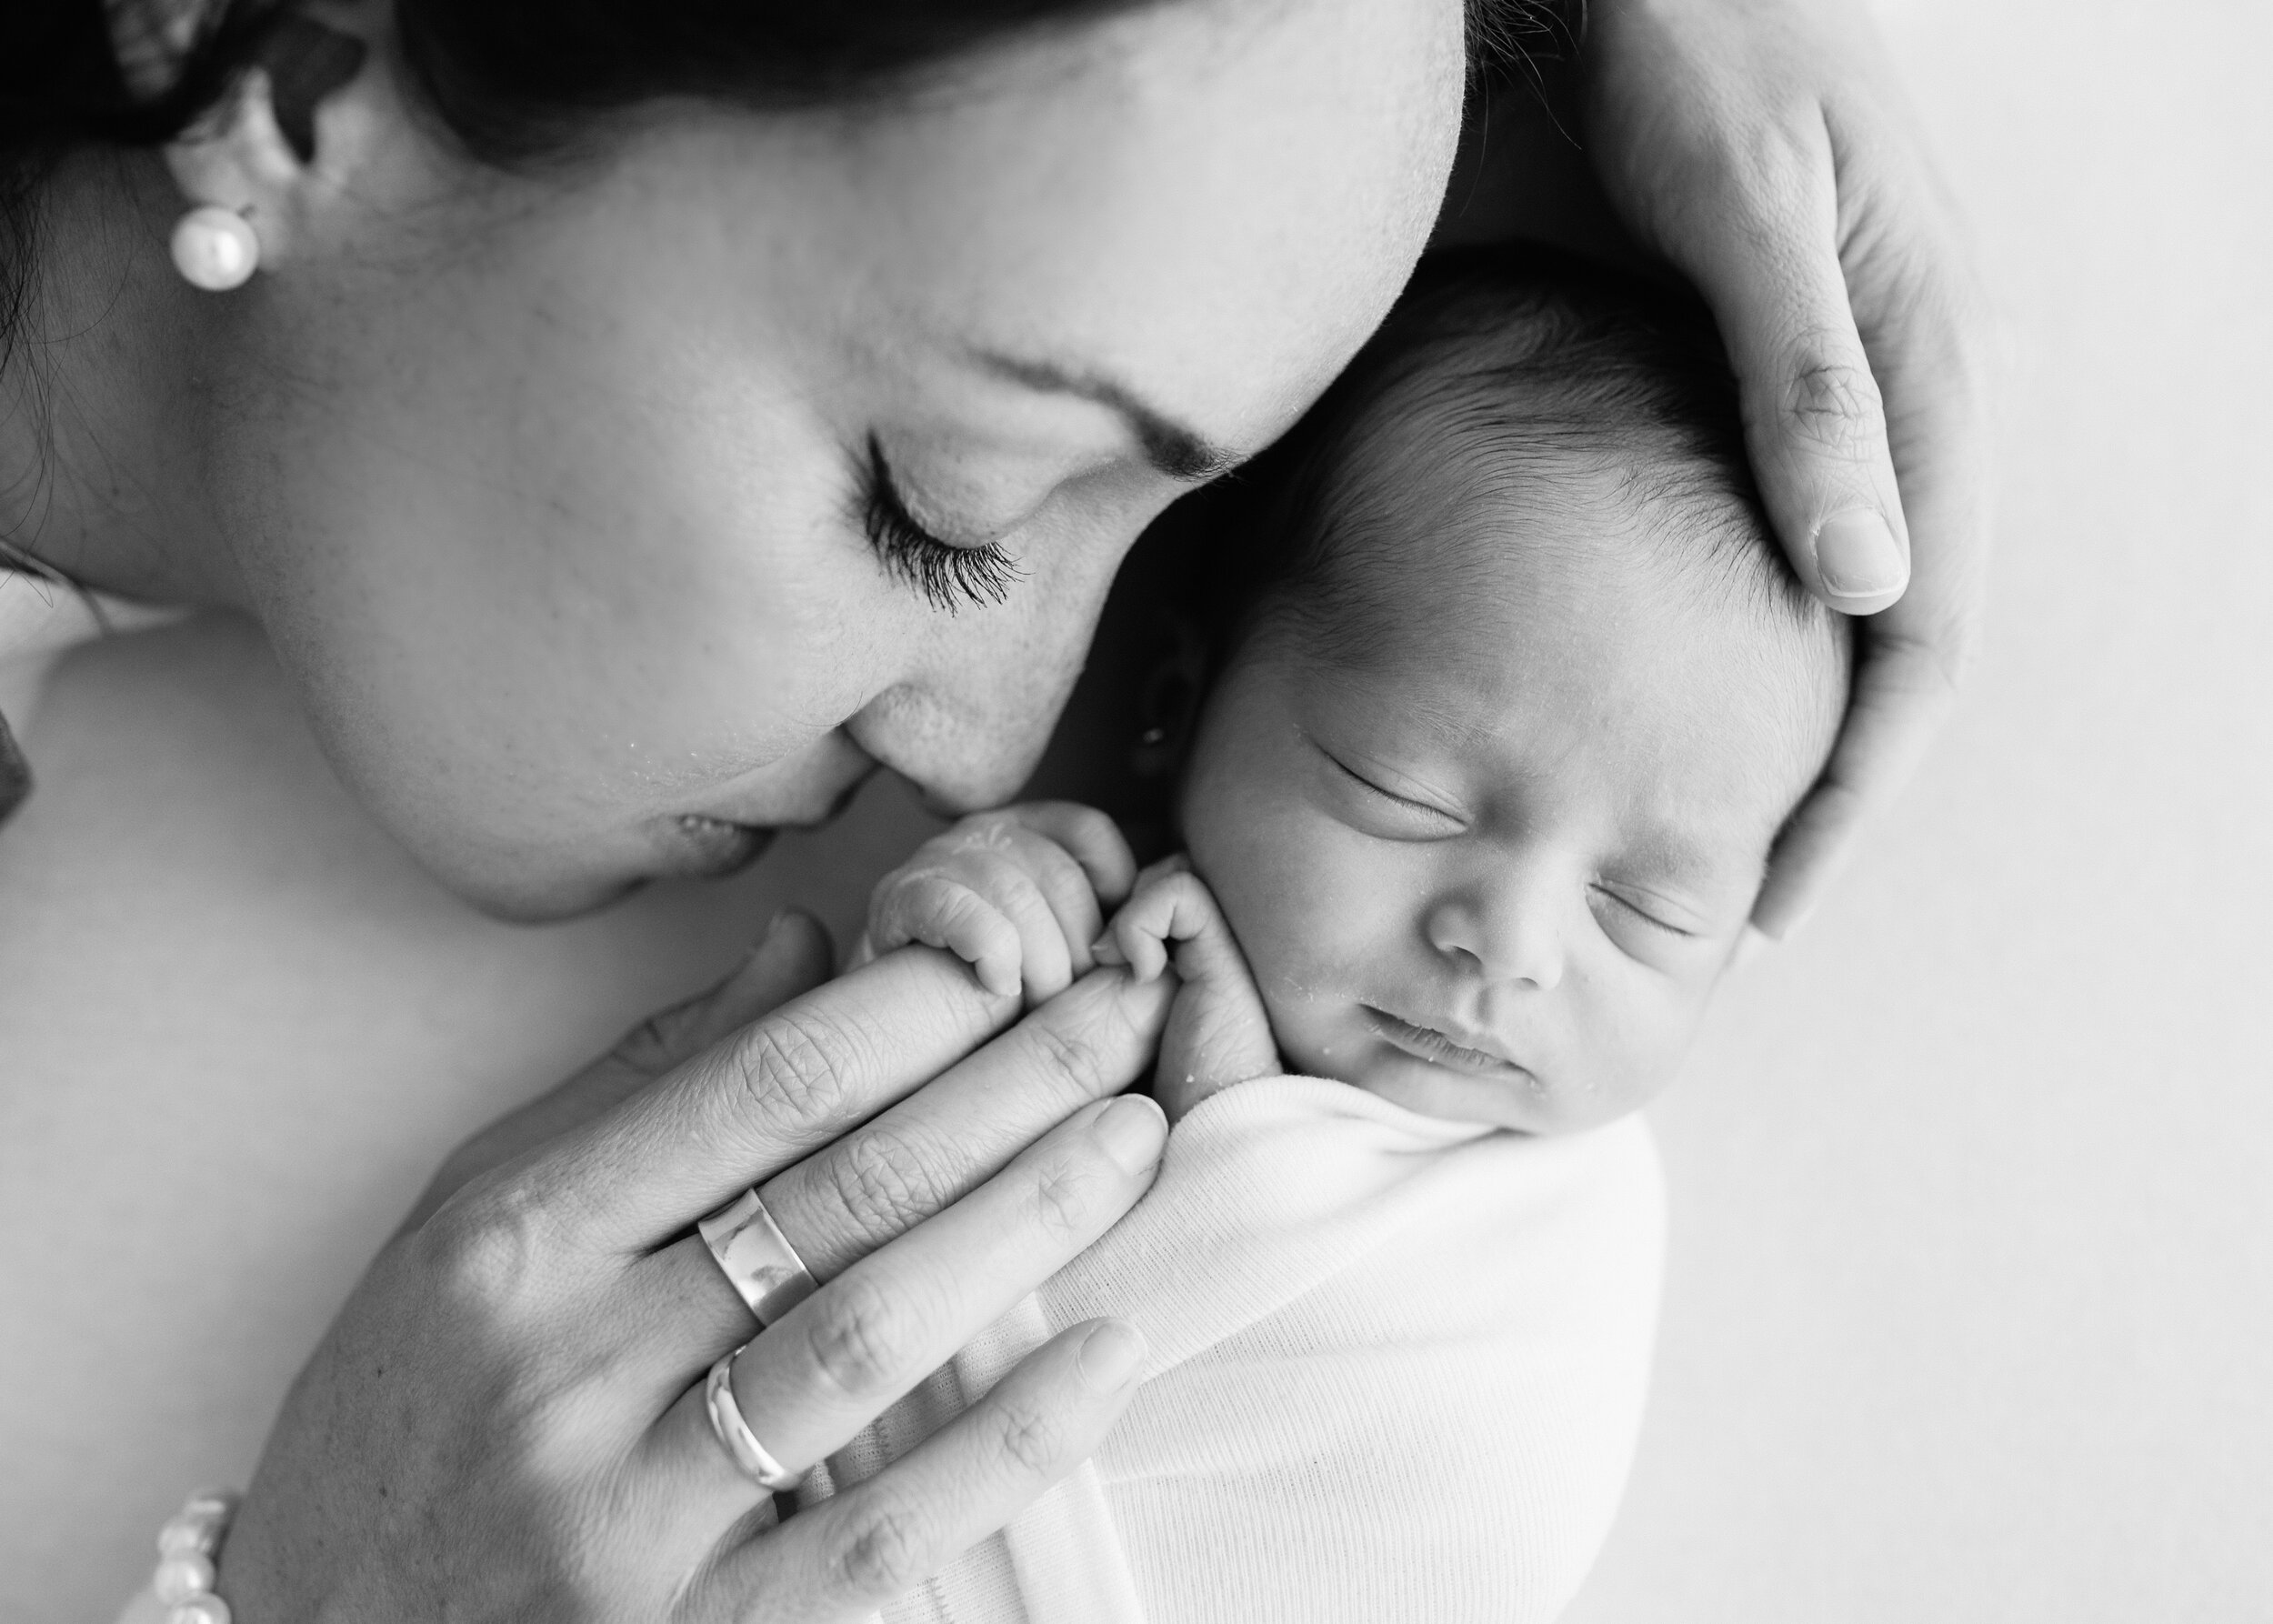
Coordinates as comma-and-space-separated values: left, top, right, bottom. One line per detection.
698, 1187, 819, 1327
706, 1342, 807, 1491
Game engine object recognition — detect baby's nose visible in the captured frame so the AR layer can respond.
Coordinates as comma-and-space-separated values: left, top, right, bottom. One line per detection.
1425, 893, 1566, 992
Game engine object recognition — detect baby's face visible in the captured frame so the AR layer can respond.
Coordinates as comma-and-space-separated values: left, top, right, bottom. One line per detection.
1180, 495, 1831, 1133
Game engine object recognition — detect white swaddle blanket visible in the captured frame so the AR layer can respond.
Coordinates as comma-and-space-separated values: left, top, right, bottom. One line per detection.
116, 1079, 1659, 1623
808, 1076, 1667, 1624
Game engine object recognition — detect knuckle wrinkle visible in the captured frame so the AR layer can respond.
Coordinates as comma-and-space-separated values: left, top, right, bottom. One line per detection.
836, 1497, 934, 1599
1782, 356, 1885, 449
806, 1274, 910, 1400
737, 1007, 856, 1127
989, 1392, 1067, 1477
829, 1126, 942, 1242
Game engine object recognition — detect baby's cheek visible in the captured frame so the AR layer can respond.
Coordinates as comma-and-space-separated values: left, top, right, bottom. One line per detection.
1563, 968, 1717, 1126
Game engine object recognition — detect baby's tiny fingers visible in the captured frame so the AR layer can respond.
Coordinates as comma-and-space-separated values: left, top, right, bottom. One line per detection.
1009, 803, 1140, 905
878, 875, 1025, 1000
1110, 912, 1171, 984
944, 850, 1074, 1007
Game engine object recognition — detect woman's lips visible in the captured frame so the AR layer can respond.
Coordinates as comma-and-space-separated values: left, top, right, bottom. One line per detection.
660, 767, 875, 880
1363, 1007, 1533, 1082
662, 814, 776, 879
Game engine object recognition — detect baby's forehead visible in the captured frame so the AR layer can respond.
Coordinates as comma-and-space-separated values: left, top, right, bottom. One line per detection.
1273, 476, 1840, 850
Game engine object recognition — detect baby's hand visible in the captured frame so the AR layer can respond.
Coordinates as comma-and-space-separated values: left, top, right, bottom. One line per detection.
856, 802, 1137, 1006
1096, 857, 1280, 1120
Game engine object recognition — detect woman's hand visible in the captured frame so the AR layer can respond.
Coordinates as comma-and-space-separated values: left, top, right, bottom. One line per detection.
1583, 0, 1997, 937
217, 913, 1176, 1623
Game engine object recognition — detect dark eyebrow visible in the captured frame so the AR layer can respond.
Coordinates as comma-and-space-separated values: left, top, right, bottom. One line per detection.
973, 349, 1240, 483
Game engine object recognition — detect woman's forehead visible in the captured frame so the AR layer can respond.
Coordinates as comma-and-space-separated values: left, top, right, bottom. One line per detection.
596, 0, 1463, 447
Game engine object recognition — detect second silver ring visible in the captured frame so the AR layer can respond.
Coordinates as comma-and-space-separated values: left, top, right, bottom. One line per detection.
698, 1187, 819, 1327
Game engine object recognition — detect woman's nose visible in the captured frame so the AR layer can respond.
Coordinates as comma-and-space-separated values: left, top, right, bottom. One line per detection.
845, 677, 1066, 815
1426, 882, 1567, 992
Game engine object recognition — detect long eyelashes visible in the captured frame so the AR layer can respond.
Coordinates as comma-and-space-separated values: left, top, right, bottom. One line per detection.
861, 436, 1025, 613
1593, 885, 1694, 938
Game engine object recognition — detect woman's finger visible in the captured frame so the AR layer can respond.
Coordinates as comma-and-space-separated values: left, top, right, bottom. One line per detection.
675, 1091, 1163, 1478
1753, 617, 1962, 937
644, 1092, 1165, 1510
1753, 190, 1998, 935
1689, 122, 1912, 613
630, 967, 1175, 1375
694, 1318, 1149, 1624
1585, 0, 1996, 937
754, 967, 1172, 1278
535, 947, 1018, 1251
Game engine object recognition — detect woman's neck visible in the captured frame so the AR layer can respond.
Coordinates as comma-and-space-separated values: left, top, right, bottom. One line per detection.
1, 150, 252, 610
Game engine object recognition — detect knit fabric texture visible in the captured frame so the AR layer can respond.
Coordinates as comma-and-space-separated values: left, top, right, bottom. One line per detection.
809, 1077, 1667, 1624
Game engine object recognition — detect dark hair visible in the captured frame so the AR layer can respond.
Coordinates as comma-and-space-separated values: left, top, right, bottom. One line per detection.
1, 0, 1577, 317
1, 0, 1180, 368
1215, 243, 1851, 805
1244, 243, 1838, 654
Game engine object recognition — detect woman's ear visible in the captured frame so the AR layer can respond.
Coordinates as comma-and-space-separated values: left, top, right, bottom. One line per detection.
161, 11, 384, 275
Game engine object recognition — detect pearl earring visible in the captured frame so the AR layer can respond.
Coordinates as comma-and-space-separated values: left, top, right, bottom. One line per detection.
169, 206, 260, 291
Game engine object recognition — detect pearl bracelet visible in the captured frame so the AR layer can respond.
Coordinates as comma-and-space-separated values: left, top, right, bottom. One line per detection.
150, 1489, 240, 1624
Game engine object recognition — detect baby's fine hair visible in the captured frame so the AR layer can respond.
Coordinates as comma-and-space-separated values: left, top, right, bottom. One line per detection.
1242, 246, 1846, 685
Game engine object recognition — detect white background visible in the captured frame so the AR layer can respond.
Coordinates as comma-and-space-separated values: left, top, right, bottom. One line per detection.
1569, 2, 2273, 1615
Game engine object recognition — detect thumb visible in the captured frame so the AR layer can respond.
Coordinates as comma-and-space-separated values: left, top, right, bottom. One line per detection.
406, 912, 836, 1228
1683, 124, 1912, 615
616, 908, 836, 1073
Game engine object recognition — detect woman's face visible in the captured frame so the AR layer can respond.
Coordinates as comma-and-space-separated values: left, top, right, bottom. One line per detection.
214, 0, 1463, 917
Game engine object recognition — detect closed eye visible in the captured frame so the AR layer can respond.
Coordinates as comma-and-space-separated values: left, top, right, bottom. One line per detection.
1591, 883, 1697, 939
860, 436, 1026, 613
1323, 751, 1465, 833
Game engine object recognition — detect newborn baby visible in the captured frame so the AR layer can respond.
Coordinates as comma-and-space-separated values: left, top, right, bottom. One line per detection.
822, 251, 1850, 1624
859, 252, 1850, 1137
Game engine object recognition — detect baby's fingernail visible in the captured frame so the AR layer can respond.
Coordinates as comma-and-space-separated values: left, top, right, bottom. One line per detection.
1092, 936, 1126, 967
1093, 1094, 1167, 1176
1814, 510, 1906, 600
1076, 1318, 1148, 1391
1731, 925, 1774, 970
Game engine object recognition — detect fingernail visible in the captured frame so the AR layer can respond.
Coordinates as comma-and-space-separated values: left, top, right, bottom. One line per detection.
737, 914, 793, 976
1730, 925, 1773, 971
1814, 509, 1906, 599
970, 957, 1018, 1000
1093, 1094, 1167, 1176
1076, 1319, 1147, 1390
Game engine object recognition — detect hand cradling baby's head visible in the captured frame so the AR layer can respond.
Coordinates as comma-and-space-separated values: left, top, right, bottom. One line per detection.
1178, 250, 1851, 1132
